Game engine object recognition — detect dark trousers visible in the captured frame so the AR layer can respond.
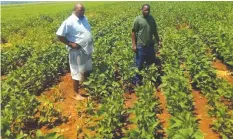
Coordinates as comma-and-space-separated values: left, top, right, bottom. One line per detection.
134, 44, 156, 85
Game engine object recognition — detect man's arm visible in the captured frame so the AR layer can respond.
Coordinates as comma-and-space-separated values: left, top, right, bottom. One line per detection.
154, 28, 161, 46
132, 31, 137, 53
153, 18, 161, 47
132, 17, 139, 53
57, 36, 81, 49
154, 28, 159, 43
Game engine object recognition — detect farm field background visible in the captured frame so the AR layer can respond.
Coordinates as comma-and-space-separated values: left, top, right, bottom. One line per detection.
1, 1, 233, 139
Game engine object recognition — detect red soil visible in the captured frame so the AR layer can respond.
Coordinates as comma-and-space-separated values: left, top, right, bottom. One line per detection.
212, 59, 233, 85
122, 92, 138, 134
123, 93, 137, 109
156, 90, 171, 138
0, 75, 7, 80
192, 90, 220, 139
38, 75, 142, 138
212, 59, 233, 109
36, 72, 224, 139
38, 73, 92, 139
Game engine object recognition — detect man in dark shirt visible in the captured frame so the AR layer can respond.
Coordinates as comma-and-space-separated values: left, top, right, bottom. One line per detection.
132, 4, 161, 85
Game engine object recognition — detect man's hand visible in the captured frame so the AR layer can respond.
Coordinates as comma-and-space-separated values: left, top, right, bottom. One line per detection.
132, 45, 137, 53
57, 36, 81, 49
131, 32, 137, 53
157, 41, 162, 48
69, 42, 81, 49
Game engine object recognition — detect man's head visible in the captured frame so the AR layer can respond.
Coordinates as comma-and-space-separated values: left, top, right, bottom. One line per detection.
141, 4, 150, 17
73, 3, 85, 19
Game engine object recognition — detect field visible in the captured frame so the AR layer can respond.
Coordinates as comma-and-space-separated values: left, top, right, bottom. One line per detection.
1, 1, 233, 139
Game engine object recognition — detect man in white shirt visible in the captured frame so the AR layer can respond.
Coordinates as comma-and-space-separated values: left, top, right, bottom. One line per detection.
56, 3, 94, 100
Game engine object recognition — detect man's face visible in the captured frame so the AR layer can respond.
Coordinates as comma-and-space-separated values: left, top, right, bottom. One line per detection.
76, 6, 85, 19
142, 5, 150, 17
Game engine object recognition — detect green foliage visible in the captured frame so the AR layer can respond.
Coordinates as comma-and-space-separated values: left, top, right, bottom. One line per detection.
35, 130, 64, 139
38, 96, 68, 125
125, 79, 162, 138
1, 44, 33, 75
167, 112, 203, 139
2, 1, 233, 138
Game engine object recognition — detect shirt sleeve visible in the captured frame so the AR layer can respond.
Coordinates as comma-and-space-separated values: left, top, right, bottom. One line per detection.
56, 20, 69, 36
132, 17, 139, 32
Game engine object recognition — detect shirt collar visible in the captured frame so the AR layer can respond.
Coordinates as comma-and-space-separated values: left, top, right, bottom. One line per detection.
141, 15, 150, 19
72, 13, 86, 21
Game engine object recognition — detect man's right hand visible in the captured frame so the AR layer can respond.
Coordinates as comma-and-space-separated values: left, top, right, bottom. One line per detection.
57, 36, 80, 49
132, 45, 136, 53
69, 42, 81, 49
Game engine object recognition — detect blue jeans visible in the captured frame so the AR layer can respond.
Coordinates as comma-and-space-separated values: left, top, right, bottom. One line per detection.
134, 44, 156, 85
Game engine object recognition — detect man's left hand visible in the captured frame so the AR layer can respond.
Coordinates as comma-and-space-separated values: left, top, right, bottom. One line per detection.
158, 41, 162, 48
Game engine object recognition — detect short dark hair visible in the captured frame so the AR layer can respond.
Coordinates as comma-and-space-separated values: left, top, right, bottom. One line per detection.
141, 4, 150, 10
